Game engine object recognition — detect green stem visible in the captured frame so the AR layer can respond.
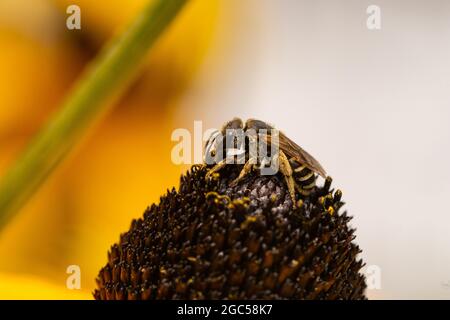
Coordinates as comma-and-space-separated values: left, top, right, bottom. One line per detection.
0, 0, 188, 230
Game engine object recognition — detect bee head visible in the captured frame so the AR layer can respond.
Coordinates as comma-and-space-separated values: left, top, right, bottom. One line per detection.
245, 119, 274, 131
204, 118, 244, 165
220, 117, 244, 135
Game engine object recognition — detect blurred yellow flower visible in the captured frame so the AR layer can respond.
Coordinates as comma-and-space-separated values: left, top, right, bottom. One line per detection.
0, 0, 218, 298
0, 0, 86, 137
0, 272, 91, 300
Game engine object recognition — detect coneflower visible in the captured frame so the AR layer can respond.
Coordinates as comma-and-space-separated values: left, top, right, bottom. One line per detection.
94, 164, 367, 299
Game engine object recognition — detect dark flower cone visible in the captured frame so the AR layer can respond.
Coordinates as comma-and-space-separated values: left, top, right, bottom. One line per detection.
94, 164, 367, 300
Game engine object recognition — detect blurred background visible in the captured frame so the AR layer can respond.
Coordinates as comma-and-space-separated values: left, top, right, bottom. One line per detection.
0, 0, 449, 299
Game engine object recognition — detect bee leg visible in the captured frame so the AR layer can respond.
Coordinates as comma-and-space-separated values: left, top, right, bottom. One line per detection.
230, 157, 256, 186
295, 184, 311, 197
205, 156, 235, 179
278, 150, 297, 209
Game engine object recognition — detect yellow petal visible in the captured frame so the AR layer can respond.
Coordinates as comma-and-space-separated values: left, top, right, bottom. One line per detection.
0, 272, 92, 300
0, 0, 86, 136
0, 0, 219, 295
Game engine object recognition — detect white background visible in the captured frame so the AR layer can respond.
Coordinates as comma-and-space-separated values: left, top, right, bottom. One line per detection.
176, 0, 450, 299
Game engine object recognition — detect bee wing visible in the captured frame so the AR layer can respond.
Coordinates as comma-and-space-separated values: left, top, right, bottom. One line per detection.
265, 131, 327, 178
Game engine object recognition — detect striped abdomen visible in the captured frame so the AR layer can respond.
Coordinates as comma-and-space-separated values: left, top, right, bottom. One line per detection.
289, 158, 317, 196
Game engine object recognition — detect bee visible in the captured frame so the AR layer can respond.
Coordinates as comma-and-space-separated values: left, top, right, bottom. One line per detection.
204, 118, 327, 208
